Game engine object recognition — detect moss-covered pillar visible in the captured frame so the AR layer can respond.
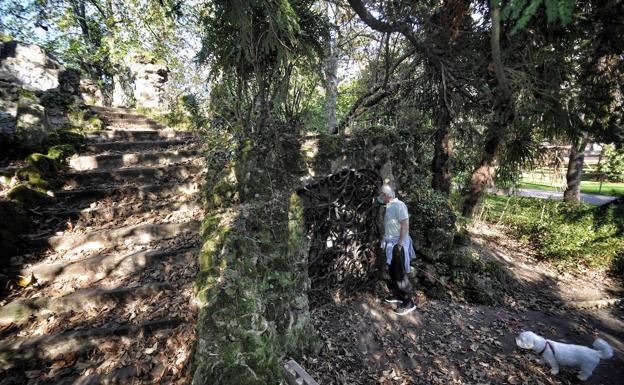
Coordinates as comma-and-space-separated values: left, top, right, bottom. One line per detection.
193, 139, 315, 385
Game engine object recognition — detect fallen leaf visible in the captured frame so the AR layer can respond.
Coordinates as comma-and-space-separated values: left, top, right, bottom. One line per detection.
17, 272, 36, 287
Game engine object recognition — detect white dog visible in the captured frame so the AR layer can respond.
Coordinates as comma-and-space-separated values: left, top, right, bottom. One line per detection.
515, 331, 613, 381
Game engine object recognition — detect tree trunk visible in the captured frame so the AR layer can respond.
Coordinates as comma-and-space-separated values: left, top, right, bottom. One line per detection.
324, 7, 338, 134
324, 48, 338, 134
431, 88, 452, 194
461, 132, 503, 217
563, 133, 588, 203
461, 2, 514, 217
112, 68, 134, 107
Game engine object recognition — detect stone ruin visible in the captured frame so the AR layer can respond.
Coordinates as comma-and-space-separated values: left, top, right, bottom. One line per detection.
130, 56, 169, 110
0, 42, 62, 91
0, 41, 104, 106
0, 41, 104, 149
113, 54, 169, 110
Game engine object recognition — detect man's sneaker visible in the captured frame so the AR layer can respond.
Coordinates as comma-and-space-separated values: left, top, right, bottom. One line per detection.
394, 300, 417, 316
383, 297, 403, 304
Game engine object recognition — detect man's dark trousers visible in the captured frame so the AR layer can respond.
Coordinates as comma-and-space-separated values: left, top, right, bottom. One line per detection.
388, 244, 412, 302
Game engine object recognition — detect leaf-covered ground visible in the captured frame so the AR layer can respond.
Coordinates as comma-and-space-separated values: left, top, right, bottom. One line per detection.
0, 108, 203, 385
302, 224, 624, 385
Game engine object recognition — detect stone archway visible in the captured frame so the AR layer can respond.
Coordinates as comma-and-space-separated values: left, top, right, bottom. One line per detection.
297, 168, 382, 305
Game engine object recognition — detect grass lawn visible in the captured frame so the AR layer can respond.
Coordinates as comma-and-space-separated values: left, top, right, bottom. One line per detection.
518, 180, 624, 197
477, 194, 624, 272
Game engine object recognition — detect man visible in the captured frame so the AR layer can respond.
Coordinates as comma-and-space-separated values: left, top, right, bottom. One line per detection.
377, 184, 417, 315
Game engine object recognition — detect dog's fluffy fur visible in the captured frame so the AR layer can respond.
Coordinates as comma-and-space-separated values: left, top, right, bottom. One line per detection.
515, 331, 613, 381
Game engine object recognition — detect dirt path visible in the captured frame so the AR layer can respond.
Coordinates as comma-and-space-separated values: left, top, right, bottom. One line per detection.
0, 106, 203, 385
302, 224, 624, 385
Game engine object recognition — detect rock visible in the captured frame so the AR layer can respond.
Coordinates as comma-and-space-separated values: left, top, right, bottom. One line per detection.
449, 250, 477, 268
466, 275, 496, 305
1, 41, 103, 107
112, 68, 135, 107
79, 78, 104, 106
0, 200, 30, 264
26, 153, 58, 175
16, 166, 50, 189
58, 68, 80, 94
129, 55, 169, 110
0, 41, 62, 91
15, 100, 51, 150
47, 144, 76, 162
7, 184, 53, 206
0, 80, 19, 135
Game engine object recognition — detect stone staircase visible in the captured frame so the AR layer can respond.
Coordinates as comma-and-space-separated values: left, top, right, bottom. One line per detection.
0, 106, 203, 384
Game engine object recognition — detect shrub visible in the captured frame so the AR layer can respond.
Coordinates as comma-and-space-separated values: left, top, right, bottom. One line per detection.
40, 89, 73, 110
67, 107, 104, 131
47, 144, 76, 162
599, 144, 624, 182
403, 187, 457, 261
16, 166, 50, 189
7, 184, 53, 206
481, 195, 624, 273
26, 153, 58, 176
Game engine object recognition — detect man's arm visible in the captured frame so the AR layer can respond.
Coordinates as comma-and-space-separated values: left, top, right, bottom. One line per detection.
398, 218, 409, 247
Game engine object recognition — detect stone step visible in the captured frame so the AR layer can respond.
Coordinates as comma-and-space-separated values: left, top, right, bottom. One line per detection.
69, 149, 202, 170
63, 164, 204, 187
53, 180, 201, 203
60, 366, 142, 385
22, 246, 196, 286
45, 199, 201, 222
103, 115, 159, 122
0, 317, 182, 371
0, 282, 171, 325
86, 130, 195, 142
104, 119, 165, 129
85, 139, 192, 153
98, 112, 152, 120
28, 220, 200, 252
88, 105, 137, 114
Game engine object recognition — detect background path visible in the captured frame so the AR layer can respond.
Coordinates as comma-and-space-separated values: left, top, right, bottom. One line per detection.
487, 187, 618, 205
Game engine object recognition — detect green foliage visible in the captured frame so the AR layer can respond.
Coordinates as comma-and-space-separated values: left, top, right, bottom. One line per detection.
599, 144, 624, 182
138, 94, 207, 131
194, 199, 317, 385
495, 122, 541, 187
47, 144, 76, 162
10, 139, 79, 193
199, 0, 328, 133
502, 0, 577, 34
7, 184, 53, 206
66, 107, 104, 132
26, 153, 58, 176
480, 195, 624, 273
199, 0, 326, 77
16, 166, 50, 189
403, 187, 457, 258
40, 89, 73, 110
17, 88, 37, 100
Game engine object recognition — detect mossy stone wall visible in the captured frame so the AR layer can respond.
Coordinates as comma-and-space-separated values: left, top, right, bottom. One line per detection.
193, 126, 464, 383
193, 195, 316, 385
193, 135, 315, 385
